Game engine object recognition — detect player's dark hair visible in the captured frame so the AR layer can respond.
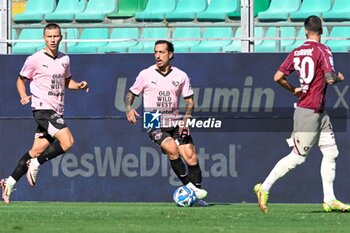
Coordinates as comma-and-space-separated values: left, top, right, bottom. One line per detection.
304, 15, 323, 35
43, 23, 61, 35
155, 40, 174, 53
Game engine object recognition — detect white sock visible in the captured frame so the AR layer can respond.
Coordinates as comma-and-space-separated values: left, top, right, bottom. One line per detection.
262, 151, 306, 192
320, 145, 338, 203
32, 157, 40, 168
7, 176, 17, 187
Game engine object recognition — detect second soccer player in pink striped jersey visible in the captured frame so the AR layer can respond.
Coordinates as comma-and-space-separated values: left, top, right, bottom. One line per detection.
125, 40, 208, 205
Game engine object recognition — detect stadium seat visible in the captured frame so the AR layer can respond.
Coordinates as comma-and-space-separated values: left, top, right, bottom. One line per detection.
322, 0, 350, 22
98, 28, 139, 53
128, 27, 169, 53
284, 27, 329, 52
171, 27, 202, 52
325, 26, 350, 52
255, 27, 296, 52
228, 0, 270, 19
165, 0, 207, 22
107, 0, 148, 19
45, 0, 87, 22
196, 0, 240, 22
68, 28, 109, 54
258, 0, 301, 22
135, 0, 176, 22
191, 27, 233, 52
290, 0, 332, 22
14, 0, 56, 23
60, 28, 80, 53
12, 29, 45, 54
222, 27, 264, 53
75, 0, 116, 22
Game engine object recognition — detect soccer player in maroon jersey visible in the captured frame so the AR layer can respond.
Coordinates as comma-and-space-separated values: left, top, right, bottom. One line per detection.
0, 23, 88, 204
254, 15, 349, 212
125, 40, 208, 204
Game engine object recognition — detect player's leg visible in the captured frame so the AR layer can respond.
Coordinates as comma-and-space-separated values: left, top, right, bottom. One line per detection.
255, 108, 318, 212
148, 128, 190, 185
318, 114, 350, 212
1, 137, 50, 204
27, 111, 73, 186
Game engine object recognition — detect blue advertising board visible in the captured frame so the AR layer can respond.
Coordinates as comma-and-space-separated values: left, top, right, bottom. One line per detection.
0, 53, 349, 203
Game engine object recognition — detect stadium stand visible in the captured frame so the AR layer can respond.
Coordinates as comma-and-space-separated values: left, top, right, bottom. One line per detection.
257, 0, 301, 22
222, 27, 264, 52
289, 0, 332, 22
68, 28, 109, 53
14, 0, 56, 23
325, 26, 350, 52
191, 27, 233, 52
12, 28, 45, 54
165, 0, 208, 22
196, 0, 240, 22
97, 28, 139, 53
45, 0, 87, 23
228, 0, 270, 19
255, 27, 296, 52
107, 0, 148, 19
283, 27, 327, 52
322, 0, 350, 22
61, 28, 80, 52
171, 27, 202, 52
135, 0, 176, 22
128, 27, 169, 53
75, 0, 117, 22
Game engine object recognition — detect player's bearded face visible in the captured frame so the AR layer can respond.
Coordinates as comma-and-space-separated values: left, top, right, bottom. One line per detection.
44, 28, 62, 51
154, 44, 172, 69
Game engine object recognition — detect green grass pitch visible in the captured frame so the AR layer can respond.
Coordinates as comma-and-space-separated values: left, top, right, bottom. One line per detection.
0, 202, 349, 233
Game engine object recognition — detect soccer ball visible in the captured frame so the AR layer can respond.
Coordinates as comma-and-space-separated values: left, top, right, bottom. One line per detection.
173, 186, 196, 207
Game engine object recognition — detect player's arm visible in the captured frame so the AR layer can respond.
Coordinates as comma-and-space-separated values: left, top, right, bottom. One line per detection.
65, 78, 89, 91
16, 76, 31, 105
181, 96, 194, 135
274, 70, 302, 97
124, 91, 140, 124
325, 72, 344, 85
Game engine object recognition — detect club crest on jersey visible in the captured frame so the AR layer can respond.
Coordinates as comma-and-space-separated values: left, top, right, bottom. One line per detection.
143, 110, 161, 129
172, 81, 179, 87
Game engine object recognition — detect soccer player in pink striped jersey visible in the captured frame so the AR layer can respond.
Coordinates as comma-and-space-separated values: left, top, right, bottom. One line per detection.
125, 40, 208, 203
254, 15, 350, 212
1, 23, 89, 204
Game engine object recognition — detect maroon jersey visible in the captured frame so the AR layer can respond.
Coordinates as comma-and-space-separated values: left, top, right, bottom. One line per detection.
279, 39, 335, 112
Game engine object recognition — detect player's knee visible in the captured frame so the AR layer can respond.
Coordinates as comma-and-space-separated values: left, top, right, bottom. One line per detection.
320, 145, 339, 160
60, 138, 74, 152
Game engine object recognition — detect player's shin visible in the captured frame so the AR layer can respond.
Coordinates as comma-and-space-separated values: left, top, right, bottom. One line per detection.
188, 163, 202, 188
10, 152, 32, 181
320, 145, 338, 202
170, 157, 190, 185
37, 140, 65, 165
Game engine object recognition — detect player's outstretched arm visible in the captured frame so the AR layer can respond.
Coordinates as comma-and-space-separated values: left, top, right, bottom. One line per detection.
125, 91, 139, 124
16, 77, 31, 105
325, 72, 345, 85
65, 78, 89, 92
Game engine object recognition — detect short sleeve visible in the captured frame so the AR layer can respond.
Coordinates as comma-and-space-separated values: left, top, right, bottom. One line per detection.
65, 56, 72, 79
181, 74, 194, 98
320, 46, 335, 74
278, 52, 295, 76
19, 56, 35, 80
129, 72, 145, 96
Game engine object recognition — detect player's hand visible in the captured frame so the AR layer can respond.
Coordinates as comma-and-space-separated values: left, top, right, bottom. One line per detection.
293, 87, 302, 97
337, 72, 345, 82
20, 95, 31, 105
79, 81, 89, 92
126, 108, 140, 124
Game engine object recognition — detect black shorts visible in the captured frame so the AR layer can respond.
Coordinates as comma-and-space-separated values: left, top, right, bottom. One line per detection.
33, 110, 67, 141
147, 127, 194, 146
